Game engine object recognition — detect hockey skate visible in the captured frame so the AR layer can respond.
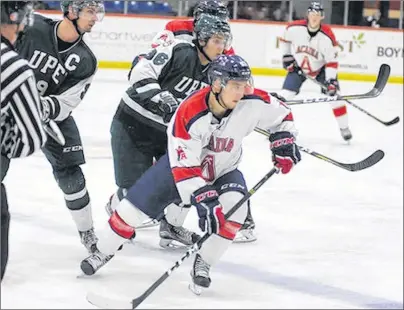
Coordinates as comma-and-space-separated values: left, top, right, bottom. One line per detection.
79, 228, 98, 254
189, 254, 211, 295
81, 249, 114, 276
340, 127, 353, 142
159, 217, 201, 248
234, 212, 257, 243
105, 194, 159, 229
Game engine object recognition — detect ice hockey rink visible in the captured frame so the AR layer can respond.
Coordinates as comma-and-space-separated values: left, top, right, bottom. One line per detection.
1, 71, 403, 309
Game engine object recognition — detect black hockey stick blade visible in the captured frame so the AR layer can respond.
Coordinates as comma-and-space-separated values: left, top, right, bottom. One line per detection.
286, 64, 391, 105
254, 128, 384, 172
382, 116, 400, 126
300, 147, 385, 172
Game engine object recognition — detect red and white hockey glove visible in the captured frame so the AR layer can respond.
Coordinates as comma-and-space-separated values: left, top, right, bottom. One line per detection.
269, 131, 301, 174
191, 185, 225, 235
324, 78, 339, 96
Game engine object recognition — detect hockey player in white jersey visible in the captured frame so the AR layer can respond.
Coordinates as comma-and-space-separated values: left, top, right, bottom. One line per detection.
150, 1, 258, 243
279, 1, 352, 141
80, 54, 302, 291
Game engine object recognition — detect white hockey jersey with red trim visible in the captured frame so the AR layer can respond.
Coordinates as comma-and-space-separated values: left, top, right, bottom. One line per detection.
166, 87, 297, 204
152, 19, 235, 55
280, 20, 339, 80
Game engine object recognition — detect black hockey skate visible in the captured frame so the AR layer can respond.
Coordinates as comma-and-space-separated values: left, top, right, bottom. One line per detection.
79, 228, 98, 254
234, 210, 257, 243
340, 127, 353, 142
189, 254, 211, 295
159, 217, 200, 248
81, 249, 114, 276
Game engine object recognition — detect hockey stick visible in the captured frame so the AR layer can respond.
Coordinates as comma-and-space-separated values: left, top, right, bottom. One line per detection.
285, 64, 391, 105
303, 67, 399, 126
254, 127, 384, 172
86, 167, 280, 309
43, 119, 65, 146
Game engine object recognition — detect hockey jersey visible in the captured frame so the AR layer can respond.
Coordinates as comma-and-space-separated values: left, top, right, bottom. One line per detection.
167, 87, 296, 204
280, 20, 339, 80
119, 40, 210, 132
16, 14, 97, 122
163, 19, 235, 55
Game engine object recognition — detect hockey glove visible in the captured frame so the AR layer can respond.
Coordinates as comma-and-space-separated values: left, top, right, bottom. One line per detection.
191, 185, 225, 235
282, 54, 302, 74
270, 92, 287, 102
269, 131, 301, 174
324, 78, 339, 96
158, 91, 179, 123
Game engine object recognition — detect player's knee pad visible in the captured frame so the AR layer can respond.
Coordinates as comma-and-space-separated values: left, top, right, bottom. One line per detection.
164, 203, 191, 226
54, 166, 89, 210
116, 199, 149, 227
219, 191, 248, 224
216, 191, 247, 240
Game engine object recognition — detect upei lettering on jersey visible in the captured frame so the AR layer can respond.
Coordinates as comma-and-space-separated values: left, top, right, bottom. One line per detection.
173, 76, 209, 98
28, 50, 81, 85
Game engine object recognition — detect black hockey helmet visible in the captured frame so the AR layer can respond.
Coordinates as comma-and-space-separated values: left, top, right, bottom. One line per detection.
194, 13, 232, 49
208, 54, 251, 86
60, 0, 105, 35
0, 1, 34, 27
60, 0, 105, 21
193, 0, 229, 22
307, 1, 324, 16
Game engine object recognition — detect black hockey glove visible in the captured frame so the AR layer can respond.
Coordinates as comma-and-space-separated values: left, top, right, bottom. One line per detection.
158, 91, 179, 123
269, 131, 301, 174
324, 78, 339, 97
282, 54, 302, 74
270, 92, 287, 102
191, 185, 225, 235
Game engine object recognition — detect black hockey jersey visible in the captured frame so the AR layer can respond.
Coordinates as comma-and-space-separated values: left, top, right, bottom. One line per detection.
118, 40, 210, 132
16, 14, 97, 122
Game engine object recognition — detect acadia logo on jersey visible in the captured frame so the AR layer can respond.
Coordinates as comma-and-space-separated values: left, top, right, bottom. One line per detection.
296, 45, 319, 59
207, 136, 234, 153
28, 50, 81, 93
174, 76, 209, 98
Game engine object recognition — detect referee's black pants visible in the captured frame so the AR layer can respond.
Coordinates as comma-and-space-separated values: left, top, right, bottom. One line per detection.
1, 155, 10, 280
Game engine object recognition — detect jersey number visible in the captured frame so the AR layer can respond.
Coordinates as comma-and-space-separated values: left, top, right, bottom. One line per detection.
201, 155, 215, 182
144, 49, 169, 66
37, 80, 48, 96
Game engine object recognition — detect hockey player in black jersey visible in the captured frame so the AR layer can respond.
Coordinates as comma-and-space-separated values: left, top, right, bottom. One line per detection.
105, 14, 232, 249
16, 0, 105, 253
1, 1, 47, 280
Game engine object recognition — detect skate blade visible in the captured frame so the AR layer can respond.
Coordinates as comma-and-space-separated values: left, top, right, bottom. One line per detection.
188, 283, 204, 295
159, 238, 189, 250
233, 230, 257, 243
137, 219, 159, 229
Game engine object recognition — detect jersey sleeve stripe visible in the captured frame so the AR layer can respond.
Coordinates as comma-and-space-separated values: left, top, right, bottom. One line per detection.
171, 89, 210, 140
172, 166, 202, 183
1, 68, 32, 100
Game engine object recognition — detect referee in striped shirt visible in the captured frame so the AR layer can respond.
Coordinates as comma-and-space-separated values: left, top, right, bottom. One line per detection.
1, 1, 47, 280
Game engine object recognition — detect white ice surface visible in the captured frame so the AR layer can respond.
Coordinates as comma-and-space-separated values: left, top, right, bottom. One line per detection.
1, 70, 403, 309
